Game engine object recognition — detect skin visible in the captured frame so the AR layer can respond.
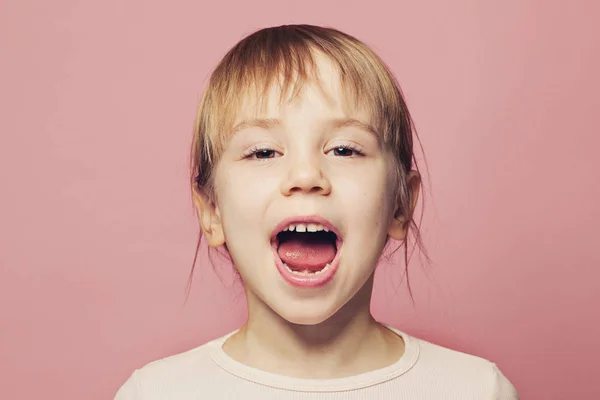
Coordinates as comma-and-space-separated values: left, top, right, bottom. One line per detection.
193, 54, 421, 379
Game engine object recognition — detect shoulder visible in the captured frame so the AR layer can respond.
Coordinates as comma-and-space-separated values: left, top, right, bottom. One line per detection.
415, 336, 495, 370
402, 332, 519, 399
114, 332, 232, 400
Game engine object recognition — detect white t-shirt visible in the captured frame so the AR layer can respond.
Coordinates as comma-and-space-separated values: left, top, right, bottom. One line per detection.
115, 327, 519, 399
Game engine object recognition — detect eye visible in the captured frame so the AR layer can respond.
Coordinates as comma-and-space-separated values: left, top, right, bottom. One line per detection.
332, 147, 354, 157
254, 149, 276, 159
243, 146, 281, 160
327, 144, 363, 157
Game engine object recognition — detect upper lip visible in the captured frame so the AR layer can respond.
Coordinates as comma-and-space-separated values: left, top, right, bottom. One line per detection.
270, 215, 341, 241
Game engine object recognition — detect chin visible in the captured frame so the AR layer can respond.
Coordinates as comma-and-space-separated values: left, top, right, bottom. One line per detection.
279, 312, 333, 326
271, 299, 343, 326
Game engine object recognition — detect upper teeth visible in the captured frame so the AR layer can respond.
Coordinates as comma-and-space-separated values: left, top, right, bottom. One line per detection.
283, 223, 329, 233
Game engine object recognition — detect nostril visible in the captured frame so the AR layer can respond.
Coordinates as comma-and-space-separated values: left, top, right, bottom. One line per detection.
282, 162, 331, 195
287, 185, 328, 194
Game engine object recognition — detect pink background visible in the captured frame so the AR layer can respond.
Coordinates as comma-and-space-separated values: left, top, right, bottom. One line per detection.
1, 0, 599, 398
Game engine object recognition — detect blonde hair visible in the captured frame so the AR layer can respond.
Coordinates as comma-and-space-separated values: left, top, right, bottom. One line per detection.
190, 24, 427, 293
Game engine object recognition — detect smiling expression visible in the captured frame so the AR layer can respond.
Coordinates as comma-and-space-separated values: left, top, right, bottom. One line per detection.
195, 54, 412, 325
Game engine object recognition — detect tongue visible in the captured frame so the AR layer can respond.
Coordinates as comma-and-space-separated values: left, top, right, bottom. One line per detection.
277, 234, 336, 272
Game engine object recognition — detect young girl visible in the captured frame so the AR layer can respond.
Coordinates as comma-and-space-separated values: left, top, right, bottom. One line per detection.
115, 24, 518, 399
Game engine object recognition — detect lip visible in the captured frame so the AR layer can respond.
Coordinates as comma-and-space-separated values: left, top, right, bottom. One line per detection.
270, 215, 343, 288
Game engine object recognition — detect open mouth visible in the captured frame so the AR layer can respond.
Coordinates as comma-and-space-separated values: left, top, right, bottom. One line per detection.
271, 219, 342, 287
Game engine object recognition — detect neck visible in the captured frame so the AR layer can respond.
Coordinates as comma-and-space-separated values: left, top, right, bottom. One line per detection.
222, 275, 405, 379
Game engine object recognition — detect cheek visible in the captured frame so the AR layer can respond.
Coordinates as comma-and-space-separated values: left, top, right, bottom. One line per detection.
213, 165, 278, 233
216, 162, 268, 200
357, 190, 394, 233
336, 164, 396, 214
334, 179, 394, 254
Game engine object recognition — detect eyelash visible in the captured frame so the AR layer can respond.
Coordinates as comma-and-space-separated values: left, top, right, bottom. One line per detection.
329, 143, 363, 157
242, 146, 280, 160
242, 144, 364, 160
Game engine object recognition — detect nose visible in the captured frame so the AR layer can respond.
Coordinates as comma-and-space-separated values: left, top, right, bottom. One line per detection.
281, 155, 332, 196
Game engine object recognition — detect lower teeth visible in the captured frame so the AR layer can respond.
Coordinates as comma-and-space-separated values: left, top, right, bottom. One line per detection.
284, 263, 331, 276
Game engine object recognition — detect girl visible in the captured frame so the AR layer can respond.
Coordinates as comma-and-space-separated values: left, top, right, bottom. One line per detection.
115, 24, 518, 399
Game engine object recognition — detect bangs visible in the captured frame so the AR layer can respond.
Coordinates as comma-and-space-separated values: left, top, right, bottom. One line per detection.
193, 25, 414, 188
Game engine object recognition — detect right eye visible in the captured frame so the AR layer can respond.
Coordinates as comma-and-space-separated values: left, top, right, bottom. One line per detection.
243, 147, 281, 160
252, 149, 276, 159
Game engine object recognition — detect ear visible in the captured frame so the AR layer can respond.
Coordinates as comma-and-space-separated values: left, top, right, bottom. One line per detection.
192, 185, 225, 248
387, 170, 421, 241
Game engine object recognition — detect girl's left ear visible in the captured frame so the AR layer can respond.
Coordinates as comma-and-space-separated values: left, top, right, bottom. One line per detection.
387, 170, 421, 241
192, 185, 226, 247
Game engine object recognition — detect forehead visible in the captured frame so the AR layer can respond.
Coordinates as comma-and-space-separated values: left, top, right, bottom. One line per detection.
232, 54, 373, 130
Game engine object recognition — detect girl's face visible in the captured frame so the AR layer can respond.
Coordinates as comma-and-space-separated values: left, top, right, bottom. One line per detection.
198, 56, 410, 325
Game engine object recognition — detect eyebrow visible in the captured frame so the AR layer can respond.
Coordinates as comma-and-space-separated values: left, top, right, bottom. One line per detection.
330, 118, 379, 137
231, 118, 379, 137
231, 118, 281, 135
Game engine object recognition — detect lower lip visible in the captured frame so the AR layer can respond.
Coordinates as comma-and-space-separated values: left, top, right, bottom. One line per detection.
271, 240, 343, 288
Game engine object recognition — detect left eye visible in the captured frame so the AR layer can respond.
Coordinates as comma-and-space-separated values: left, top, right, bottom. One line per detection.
333, 147, 353, 156
328, 146, 361, 157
